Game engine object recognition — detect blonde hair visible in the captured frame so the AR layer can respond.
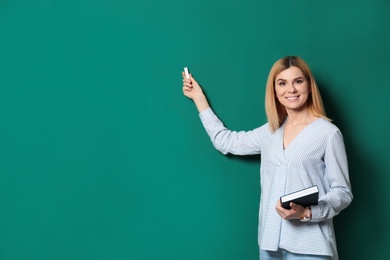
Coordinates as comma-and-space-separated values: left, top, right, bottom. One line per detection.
265, 56, 330, 132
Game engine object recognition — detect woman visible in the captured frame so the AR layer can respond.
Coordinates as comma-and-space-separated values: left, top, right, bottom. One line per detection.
182, 56, 352, 260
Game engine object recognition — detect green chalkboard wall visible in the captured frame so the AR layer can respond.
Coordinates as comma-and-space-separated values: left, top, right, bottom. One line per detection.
1, 0, 389, 259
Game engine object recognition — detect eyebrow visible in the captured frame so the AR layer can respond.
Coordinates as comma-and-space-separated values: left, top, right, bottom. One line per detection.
276, 76, 304, 82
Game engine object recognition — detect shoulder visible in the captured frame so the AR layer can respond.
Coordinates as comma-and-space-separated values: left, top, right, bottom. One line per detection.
315, 118, 346, 146
316, 118, 342, 133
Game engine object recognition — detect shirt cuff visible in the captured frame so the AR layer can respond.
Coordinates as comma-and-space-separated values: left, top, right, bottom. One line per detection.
310, 205, 321, 222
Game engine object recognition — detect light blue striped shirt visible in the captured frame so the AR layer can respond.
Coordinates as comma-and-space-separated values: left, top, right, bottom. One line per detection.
199, 108, 352, 259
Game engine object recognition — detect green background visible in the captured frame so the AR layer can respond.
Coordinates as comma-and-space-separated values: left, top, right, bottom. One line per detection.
0, 0, 389, 259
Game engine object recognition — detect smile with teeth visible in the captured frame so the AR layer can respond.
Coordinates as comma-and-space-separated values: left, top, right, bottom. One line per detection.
286, 96, 299, 100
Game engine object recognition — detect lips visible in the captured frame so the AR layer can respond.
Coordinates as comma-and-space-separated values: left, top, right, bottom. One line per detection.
286, 96, 299, 100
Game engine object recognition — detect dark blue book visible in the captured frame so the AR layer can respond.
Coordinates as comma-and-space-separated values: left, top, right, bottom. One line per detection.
280, 185, 319, 209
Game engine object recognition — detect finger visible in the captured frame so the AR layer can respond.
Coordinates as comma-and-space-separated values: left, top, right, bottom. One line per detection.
290, 202, 300, 211
182, 71, 192, 80
275, 202, 285, 216
182, 81, 192, 89
276, 200, 285, 211
182, 86, 193, 94
183, 77, 192, 83
189, 73, 197, 83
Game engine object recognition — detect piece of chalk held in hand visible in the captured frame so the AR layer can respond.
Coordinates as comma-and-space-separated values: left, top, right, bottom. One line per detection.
184, 67, 189, 79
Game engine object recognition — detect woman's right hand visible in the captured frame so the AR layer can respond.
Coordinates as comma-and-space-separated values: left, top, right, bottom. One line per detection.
182, 71, 210, 112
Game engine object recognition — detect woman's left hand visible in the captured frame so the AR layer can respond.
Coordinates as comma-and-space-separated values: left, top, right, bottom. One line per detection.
275, 200, 308, 220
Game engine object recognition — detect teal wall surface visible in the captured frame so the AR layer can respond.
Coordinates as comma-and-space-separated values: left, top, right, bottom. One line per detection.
1, 0, 389, 259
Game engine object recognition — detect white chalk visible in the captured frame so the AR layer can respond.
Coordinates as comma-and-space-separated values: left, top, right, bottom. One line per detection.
184, 67, 190, 79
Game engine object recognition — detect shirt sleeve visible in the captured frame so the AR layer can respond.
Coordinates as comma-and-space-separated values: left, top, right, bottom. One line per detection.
311, 129, 353, 222
199, 107, 266, 155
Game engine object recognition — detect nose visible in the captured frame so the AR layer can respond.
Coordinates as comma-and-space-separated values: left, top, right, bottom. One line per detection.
287, 83, 297, 92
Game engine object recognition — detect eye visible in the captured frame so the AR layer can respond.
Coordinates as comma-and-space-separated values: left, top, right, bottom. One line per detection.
277, 81, 286, 86
295, 79, 304, 84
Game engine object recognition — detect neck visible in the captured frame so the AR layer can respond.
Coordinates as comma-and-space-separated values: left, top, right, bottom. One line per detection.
285, 109, 317, 126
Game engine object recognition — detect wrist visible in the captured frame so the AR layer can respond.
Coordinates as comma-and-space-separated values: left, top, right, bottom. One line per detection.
194, 95, 210, 113
300, 206, 312, 222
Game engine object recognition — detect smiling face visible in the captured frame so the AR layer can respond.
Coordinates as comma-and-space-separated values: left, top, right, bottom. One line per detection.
274, 66, 311, 113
